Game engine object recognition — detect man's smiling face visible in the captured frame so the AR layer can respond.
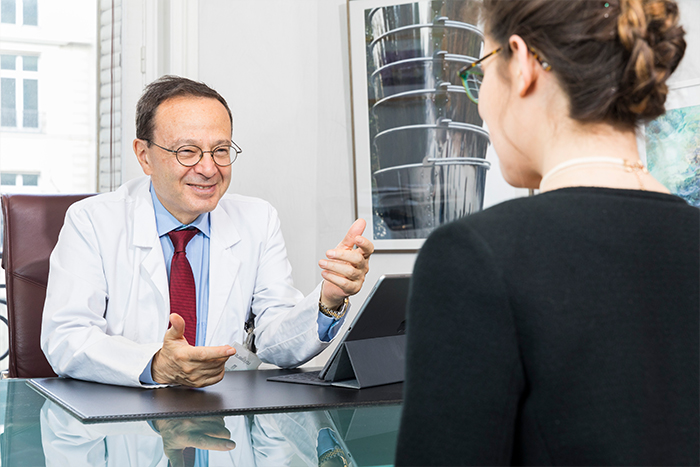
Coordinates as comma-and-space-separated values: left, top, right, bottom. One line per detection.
135, 95, 233, 224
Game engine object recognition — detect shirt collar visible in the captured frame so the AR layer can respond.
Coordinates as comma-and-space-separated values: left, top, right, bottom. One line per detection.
149, 182, 211, 238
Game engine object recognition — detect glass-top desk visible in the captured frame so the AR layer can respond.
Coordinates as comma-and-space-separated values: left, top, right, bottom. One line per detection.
0, 377, 402, 467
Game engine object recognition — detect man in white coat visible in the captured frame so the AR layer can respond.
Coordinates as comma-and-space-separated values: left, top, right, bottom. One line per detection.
40, 76, 374, 388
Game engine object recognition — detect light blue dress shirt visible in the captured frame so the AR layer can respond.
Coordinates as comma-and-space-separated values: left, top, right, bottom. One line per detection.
140, 184, 343, 385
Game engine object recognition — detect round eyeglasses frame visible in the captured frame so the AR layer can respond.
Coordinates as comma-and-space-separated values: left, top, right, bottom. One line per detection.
459, 45, 552, 104
146, 140, 242, 167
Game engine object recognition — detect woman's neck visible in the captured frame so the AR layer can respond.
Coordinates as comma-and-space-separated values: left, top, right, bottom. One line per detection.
536, 122, 670, 194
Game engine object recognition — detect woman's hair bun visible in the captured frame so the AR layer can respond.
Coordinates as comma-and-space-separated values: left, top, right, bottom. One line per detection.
616, 0, 686, 120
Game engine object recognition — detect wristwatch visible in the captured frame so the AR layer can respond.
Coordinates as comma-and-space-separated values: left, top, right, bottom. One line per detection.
318, 446, 349, 466
318, 297, 349, 320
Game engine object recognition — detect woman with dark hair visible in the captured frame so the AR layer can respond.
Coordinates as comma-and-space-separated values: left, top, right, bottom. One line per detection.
396, 0, 698, 465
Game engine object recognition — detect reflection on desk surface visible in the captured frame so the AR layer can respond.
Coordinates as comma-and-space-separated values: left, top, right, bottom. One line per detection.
0, 379, 401, 467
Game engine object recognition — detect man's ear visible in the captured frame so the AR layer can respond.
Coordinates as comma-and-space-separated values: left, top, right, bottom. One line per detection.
508, 34, 539, 98
133, 139, 153, 175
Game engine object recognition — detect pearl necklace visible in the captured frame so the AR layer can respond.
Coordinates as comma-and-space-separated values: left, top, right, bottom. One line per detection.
539, 156, 649, 191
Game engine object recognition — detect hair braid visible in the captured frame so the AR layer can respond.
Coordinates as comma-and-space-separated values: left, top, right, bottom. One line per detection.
616, 0, 683, 118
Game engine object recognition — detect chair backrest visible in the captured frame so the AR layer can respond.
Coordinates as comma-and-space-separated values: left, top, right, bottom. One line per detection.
1, 193, 94, 378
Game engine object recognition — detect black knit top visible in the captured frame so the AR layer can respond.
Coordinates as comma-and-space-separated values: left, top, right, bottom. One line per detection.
396, 188, 699, 466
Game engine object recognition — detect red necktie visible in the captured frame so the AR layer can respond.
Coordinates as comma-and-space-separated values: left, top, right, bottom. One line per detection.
167, 448, 195, 467
168, 228, 198, 346
183, 447, 196, 467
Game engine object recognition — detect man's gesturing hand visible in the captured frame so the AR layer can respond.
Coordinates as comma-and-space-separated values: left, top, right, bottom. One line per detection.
318, 218, 375, 309
152, 313, 236, 387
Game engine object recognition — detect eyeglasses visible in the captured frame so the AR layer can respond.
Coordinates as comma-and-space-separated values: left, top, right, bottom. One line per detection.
459, 47, 502, 104
458, 46, 552, 104
147, 140, 242, 167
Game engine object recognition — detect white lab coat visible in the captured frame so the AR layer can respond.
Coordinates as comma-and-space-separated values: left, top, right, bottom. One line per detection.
41, 176, 328, 387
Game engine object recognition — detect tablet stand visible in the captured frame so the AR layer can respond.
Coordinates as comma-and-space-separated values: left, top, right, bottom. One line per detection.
325, 335, 406, 389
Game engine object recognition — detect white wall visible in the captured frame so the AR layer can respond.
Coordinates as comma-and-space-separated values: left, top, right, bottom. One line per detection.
671, 0, 700, 85
197, 0, 418, 302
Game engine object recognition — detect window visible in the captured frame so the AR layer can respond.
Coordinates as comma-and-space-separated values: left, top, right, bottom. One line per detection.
0, 54, 39, 129
0, 172, 39, 186
0, 0, 15, 24
0, 0, 98, 197
22, 0, 36, 25
0, 0, 36, 25
0, 77, 15, 127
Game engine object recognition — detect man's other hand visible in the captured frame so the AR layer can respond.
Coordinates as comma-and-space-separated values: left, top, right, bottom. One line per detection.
319, 218, 375, 309
152, 313, 236, 387
154, 416, 236, 467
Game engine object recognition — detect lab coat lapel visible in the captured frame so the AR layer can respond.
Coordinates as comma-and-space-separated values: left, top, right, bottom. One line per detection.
207, 205, 242, 344
133, 188, 169, 310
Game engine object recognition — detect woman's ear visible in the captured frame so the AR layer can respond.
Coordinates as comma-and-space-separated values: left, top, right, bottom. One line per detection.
508, 35, 539, 98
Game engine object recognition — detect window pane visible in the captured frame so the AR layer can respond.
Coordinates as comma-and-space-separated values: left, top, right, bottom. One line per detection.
1, 1, 97, 200
1, 77, 16, 127
23, 0, 37, 25
0, 173, 17, 186
22, 55, 38, 71
1, 0, 15, 24
23, 78, 37, 128
1, 54, 16, 70
21, 174, 38, 186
